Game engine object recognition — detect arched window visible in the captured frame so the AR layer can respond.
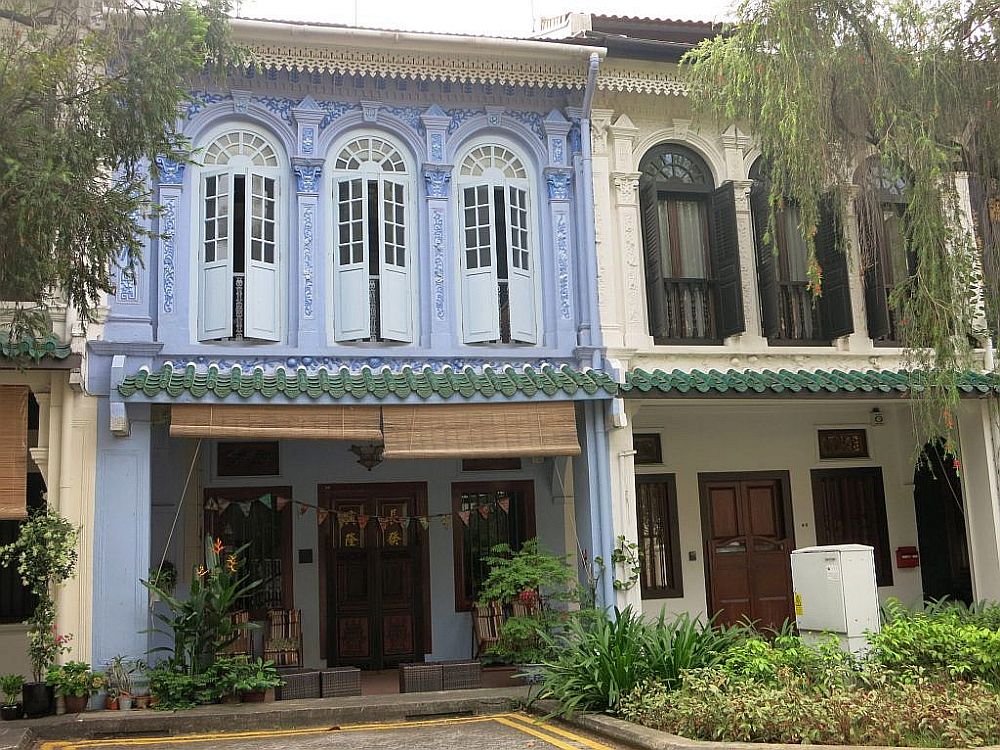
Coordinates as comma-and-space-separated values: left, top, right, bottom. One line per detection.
330, 135, 413, 343
638, 144, 743, 342
197, 129, 282, 342
856, 158, 915, 343
457, 144, 537, 344
749, 159, 851, 344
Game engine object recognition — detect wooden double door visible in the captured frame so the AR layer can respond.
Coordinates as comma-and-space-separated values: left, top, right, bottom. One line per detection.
320, 483, 429, 669
699, 472, 794, 629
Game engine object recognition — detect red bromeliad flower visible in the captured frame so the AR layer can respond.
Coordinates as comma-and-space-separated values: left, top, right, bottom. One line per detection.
518, 589, 539, 608
213, 538, 225, 555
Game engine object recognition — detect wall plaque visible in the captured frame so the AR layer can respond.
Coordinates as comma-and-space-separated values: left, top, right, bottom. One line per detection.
818, 429, 869, 460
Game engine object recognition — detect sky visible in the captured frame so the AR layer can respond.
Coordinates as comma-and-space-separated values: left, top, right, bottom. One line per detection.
234, 0, 735, 37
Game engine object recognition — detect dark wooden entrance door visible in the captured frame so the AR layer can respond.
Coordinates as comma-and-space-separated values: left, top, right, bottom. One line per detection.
699, 472, 794, 629
320, 483, 428, 669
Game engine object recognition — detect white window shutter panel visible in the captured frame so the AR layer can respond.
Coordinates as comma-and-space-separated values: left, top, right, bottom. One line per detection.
461, 184, 500, 343
199, 170, 234, 340
244, 171, 281, 341
378, 179, 412, 342
334, 177, 371, 341
506, 186, 537, 343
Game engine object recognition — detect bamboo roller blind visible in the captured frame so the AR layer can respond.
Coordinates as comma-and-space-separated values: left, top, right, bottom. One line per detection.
381, 402, 580, 459
0, 386, 28, 520
169, 404, 382, 441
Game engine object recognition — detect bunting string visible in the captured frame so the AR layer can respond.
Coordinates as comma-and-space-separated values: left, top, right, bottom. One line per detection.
204, 490, 512, 531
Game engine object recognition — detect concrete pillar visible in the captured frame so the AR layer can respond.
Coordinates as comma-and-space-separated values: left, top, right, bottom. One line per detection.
92, 399, 152, 664
956, 399, 1000, 601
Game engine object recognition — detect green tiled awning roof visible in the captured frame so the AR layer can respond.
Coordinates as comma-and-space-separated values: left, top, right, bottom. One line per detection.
0, 332, 72, 362
623, 368, 1000, 396
119, 363, 618, 401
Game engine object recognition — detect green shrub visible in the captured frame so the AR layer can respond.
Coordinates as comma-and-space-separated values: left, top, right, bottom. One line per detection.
539, 607, 742, 714
717, 634, 856, 691
619, 670, 1000, 747
870, 600, 1000, 686
148, 666, 215, 710
46, 661, 105, 697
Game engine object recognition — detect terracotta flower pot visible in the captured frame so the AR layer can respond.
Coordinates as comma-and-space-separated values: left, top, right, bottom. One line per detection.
105, 696, 118, 711
221, 693, 241, 705
63, 695, 89, 714
240, 690, 266, 703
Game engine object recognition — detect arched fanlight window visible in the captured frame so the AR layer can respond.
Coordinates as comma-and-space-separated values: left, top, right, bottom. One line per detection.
197, 128, 282, 342
456, 143, 536, 344
637, 143, 744, 342
330, 135, 414, 343
748, 159, 852, 344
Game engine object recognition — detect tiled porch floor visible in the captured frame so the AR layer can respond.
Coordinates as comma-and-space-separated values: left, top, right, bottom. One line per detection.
359, 667, 520, 695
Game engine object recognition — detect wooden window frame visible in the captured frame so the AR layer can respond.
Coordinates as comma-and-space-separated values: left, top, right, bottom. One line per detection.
810, 467, 894, 587
203, 485, 294, 617
636, 474, 683, 599
451, 480, 536, 611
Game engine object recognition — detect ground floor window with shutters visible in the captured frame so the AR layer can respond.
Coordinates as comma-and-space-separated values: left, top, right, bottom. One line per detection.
0, 474, 45, 623
810, 467, 893, 586
204, 486, 293, 617
636, 474, 682, 599
451, 480, 535, 610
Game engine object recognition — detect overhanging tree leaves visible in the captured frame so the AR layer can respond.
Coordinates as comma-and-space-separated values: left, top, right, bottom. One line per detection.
685, 0, 999, 448
0, 0, 239, 340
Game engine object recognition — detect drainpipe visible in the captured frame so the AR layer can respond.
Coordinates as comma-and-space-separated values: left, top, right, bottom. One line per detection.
577, 52, 616, 609
579, 51, 602, 364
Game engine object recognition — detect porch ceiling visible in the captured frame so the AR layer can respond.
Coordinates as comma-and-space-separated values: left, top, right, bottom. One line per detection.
118, 363, 618, 402
622, 368, 1000, 398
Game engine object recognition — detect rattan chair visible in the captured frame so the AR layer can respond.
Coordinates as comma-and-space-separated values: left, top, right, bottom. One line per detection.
220, 610, 253, 659
263, 608, 303, 667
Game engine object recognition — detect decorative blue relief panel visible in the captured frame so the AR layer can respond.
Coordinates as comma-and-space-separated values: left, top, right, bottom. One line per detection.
319, 101, 361, 131
423, 168, 452, 199
447, 109, 482, 135
160, 196, 178, 314
294, 164, 322, 193
382, 105, 425, 133
154, 157, 185, 186
430, 133, 444, 161
301, 203, 315, 319
568, 124, 582, 155
186, 91, 230, 119
546, 172, 572, 201
431, 207, 446, 321
507, 110, 546, 141
555, 212, 571, 320
302, 127, 315, 155
116, 256, 139, 305
256, 97, 295, 126
553, 138, 564, 165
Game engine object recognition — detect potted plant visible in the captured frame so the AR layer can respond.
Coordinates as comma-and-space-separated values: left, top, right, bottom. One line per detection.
106, 656, 135, 710
0, 509, 79, 718
231, 659, 282, 703
146, 561, 177, 604
0, 674, 24, 721
208, 657, 244, 704
46, 662, 104, 714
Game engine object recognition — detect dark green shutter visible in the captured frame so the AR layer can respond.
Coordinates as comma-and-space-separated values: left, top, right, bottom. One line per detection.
709, 182, 746, 339
639, 181, 667, 338
815, 198, 854, 339
751, 180, 781, 339
856, 197, 891, 340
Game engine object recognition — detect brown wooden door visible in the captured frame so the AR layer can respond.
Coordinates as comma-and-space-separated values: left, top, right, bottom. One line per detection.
700, 473, 794, 629
320, 483, 428, 669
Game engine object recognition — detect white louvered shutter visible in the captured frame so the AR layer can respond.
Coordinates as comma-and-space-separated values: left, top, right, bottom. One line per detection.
460, 184, 500, 342
199, 170, 234, 340
334, 177, 371, 341
244, 171, 280, 341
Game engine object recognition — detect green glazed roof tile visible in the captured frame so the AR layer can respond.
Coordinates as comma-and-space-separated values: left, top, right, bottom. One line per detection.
0, 332, 72, 362
118, 362, 618, 402
621, 368, 1000, 396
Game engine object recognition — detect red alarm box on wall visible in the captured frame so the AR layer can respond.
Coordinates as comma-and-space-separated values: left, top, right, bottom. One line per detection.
896, 546, 920, 568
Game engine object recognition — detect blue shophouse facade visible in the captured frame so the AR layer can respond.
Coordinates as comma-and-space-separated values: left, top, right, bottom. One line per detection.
87, 22, 615, 670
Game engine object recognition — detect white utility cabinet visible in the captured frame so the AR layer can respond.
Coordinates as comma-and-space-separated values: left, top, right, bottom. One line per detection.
790, 544, 880, 654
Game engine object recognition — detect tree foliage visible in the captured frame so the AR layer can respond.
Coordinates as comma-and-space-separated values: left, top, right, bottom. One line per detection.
0, 0, 239, 339
685, 0, 1000, 447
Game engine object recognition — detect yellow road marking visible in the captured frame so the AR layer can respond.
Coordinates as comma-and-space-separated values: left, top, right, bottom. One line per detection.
39, 711, 611, 750
492, 716, 584, 750
504, 713, 613, 750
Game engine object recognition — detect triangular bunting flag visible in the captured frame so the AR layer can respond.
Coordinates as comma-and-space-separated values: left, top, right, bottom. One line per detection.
259, 494, 272, 509
276, 497, 290, 512
378, 516, 390, 532
358, 514, 369, 530
478, 505, 491, 520
317, 509, 330, 526
497, 496, 510, 514
418, 517, 430, 530
441, 515, 451, 529
239, 501, 252, 517
458, 510, 471, 526
400, 517, 411, 532
298, 503, 310, 516
218, 499, 231, 512
205, 498, 218, 512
